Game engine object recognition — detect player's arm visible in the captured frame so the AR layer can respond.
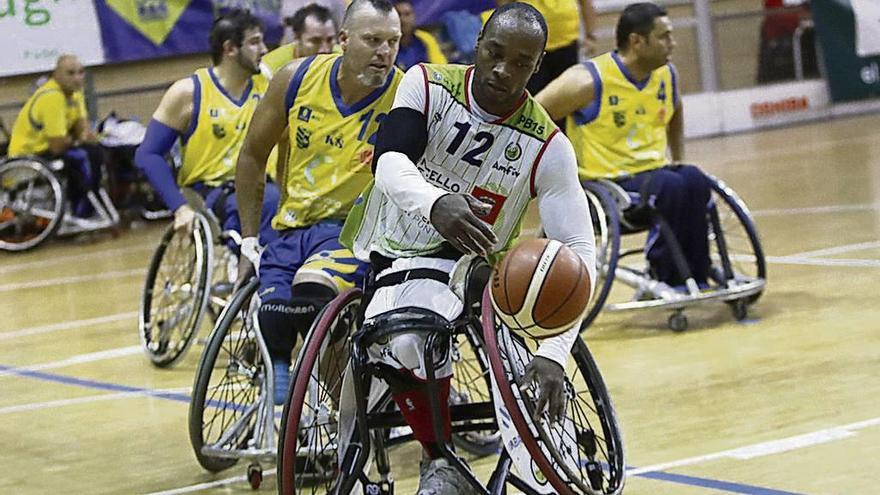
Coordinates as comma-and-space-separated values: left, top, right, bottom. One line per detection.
373, 65, 496, 255
134, 78, 194, 214
525, 132, 597, 422
577, 0, 598, 54
235, 60, 300, 241
534, 64, 595, 122
35, 91, 74, 155
667, 66, 684, 162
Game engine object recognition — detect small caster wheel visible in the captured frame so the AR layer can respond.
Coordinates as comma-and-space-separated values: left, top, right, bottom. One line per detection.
247, 463, 262, 490
730, 299, 748, 321
668, 312, 688, 332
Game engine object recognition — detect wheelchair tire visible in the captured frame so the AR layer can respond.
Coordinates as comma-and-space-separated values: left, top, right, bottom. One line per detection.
450, 322, 502, 457
139, 214, 214, 367
188, 277, 263, 473
580, 181, 622, 330
278, 288, 362, 495
482, 287, 625, 495
0, 157, 65, 252
708, 176, 767, 303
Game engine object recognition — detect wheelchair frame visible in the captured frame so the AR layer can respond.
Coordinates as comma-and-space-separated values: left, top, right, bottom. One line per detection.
0, 155, 120, 252
583, 175, 766, 331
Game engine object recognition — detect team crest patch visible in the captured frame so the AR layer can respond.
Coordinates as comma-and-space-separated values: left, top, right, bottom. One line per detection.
433, 72, 442, 81
296, 126, 311, 149
504, 142, 522, 161
613, 111, 626, 128
297, 106, 312, 122
212, 124, 226, 139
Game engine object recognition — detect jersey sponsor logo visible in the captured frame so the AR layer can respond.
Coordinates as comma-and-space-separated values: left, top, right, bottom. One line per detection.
296, 126, 311, 149
209, 108, 220, 118
297, 106, 312, 122
613, 111, 626, 128
514, 114, 546, 136
418, 162, 463, 192
212, 123, 226, 139
504, 142, 522, 161
608, 95, 619, 106
324, 133, 344, 149
471, 186, 506, 225
491, 161, 521, 178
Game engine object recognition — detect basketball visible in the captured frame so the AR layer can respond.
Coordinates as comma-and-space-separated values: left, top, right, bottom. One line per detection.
490, 238, 592, 339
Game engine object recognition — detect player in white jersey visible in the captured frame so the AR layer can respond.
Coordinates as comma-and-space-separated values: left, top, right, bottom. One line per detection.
339, 4, 596, 494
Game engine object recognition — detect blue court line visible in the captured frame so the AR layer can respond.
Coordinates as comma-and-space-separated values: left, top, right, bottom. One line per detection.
0, 363, 809, 495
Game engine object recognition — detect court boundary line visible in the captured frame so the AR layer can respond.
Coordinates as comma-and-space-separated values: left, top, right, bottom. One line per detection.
0, 268, 145, 293
0, 387, 191, 415
750, 203, 880, 217
0, 311, 138, 341
0, 244, 153, 275
785, 240, 880, 259
0, 345, 142, 378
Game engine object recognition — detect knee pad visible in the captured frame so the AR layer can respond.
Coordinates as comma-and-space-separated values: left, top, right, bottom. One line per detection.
289, 282, 336, 338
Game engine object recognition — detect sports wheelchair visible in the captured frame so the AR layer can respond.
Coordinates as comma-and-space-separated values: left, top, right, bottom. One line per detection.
277, 258, 626, 495
580, 175, 766, 332
0, 153, 120, 252
187, 267, 505, 490
138, 188, 239, 367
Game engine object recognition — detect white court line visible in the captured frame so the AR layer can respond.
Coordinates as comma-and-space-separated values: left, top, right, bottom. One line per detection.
0, 268, 145, 293
0, 387, 191, 415
627, 415, 880, 476
750, 203, 880, 217
0, 345, 142, 378
764, 255, 880, 269
0, 311, 138, 341
0, 244, 152, 275
786, 240, 880, 259
145, 468, 278, 495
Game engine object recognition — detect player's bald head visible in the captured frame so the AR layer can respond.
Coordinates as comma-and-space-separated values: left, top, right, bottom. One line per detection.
53, 54, 85, 94
480, 2, 548, 51
342, 0, 395, 29
55, 54, 81, 72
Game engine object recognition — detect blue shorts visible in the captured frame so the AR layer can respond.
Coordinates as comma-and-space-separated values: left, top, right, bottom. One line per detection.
191, 181, 281, 249
257, 220, 368, 303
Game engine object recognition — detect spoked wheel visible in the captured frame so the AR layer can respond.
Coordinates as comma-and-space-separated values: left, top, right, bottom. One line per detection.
580, 182, 621, 330
278, 289, 362, 495
0, 158, 65, 251
450, 324, 501, 457
189, 277, 266, 472
707, 176, 766, 303
139, 213, 213, 367
482, 288, 625, 495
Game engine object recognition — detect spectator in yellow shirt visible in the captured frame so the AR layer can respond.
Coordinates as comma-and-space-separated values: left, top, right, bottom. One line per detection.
393, 0, 447, 70
8, 55, 104, 217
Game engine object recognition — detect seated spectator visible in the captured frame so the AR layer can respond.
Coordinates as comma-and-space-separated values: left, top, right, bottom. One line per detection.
8, 55, 104, 218
393, 0, 447, 70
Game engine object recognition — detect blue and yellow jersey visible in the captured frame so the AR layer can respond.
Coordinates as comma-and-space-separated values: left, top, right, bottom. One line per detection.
177, 68, 269, 187
274, 53, 402, 230
567, 51, 677, 180
396, 30, 448, 71
8, 78, 87, 157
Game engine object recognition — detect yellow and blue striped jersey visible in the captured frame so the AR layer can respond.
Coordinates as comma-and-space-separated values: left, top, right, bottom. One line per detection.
566, 51, 677, 180
274, 53, 402, 229
177, 68, 269, 187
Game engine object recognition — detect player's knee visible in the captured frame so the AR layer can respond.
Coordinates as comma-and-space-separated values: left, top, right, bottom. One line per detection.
258, 299, 299, 363
289, 282, 336, 337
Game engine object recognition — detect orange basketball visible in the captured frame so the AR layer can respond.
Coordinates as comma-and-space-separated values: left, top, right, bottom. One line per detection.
490, 238, 592, 339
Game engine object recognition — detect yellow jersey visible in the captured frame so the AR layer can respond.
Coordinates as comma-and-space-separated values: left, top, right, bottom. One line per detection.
566, 51, 678, 180
8, 78, 87, 157
262, 44, 296, 77
482, 0, 580, 52
178, 68, 269, 187
274, 53, 402, 229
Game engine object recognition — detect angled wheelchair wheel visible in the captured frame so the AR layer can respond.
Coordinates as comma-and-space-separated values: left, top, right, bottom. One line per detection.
0, 157, 65, 252
139, 213, 214, 367
580, 181, 622, 330
189, 277, 267, 472
450, 323, 502, 457
278, 289, 362, 495
482, 288, 625, 495
707, 176, 767, 304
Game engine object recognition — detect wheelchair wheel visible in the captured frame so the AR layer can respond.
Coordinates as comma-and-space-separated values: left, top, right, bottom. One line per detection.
450, 323, 502, 457
0, 157, 65, 251
189, 277, 264, 472
580, 181, 621, 330
278, 289, 362, 495
707, 176, 767, 303
482, 288, 625, 495
139, 213, 214, 367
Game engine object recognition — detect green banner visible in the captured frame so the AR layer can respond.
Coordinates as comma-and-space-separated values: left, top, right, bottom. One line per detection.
812, 0, 880, 102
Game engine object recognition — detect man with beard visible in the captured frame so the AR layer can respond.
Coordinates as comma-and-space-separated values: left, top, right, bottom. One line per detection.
135, 9, 279, 243
234, 0, 403, 405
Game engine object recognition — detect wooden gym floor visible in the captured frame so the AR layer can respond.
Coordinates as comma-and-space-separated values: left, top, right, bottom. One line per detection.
1, 114, 879, 494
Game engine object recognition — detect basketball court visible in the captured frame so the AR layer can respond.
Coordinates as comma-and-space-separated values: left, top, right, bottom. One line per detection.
1, 113, 879, 494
